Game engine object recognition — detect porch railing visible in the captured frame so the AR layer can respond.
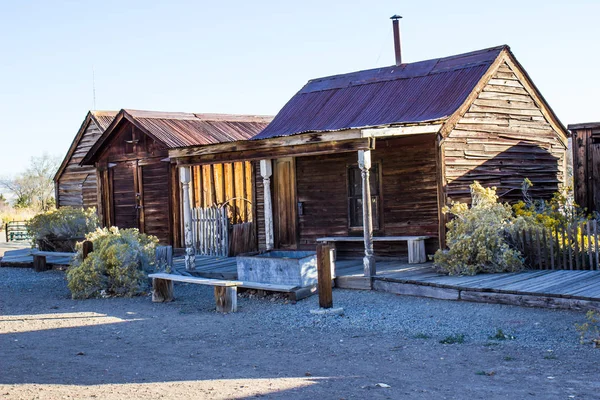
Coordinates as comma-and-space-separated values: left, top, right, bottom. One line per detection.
191, 206, 229, 257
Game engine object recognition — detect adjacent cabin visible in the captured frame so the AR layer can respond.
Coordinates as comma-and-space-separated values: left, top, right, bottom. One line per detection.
54, 110, 117, 208
569, 122, 600, 212
169, 45, 568, 275
81, 109, 271, 246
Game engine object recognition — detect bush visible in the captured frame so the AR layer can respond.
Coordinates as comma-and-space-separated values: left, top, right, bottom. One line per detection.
434, 182, 524, 275
66, 227, 159, 299
28, 207, 99, 251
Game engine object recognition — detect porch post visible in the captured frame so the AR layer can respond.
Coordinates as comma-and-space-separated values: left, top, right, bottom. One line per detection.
179, 166, 195, 270
358, 150, 376, 277
260, 159, 274, 251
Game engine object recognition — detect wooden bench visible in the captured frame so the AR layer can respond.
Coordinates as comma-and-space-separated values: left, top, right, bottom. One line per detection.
148, 273, 240, 313
316, 236, 431, 264
31, 250, 76, 272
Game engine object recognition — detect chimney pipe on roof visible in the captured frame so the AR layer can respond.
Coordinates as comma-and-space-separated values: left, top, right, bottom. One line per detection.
390, 15, 402, 65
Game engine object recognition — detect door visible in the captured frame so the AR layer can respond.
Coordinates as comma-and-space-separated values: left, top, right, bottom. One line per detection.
110, 160, 172, 244
273, 157, 297, 249
139, 162, 171, 244
111, 161, 138, 229
592, 142, 600, 212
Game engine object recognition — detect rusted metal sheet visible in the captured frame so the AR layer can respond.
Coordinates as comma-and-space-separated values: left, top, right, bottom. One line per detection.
254, 45, 507, 140
90, 110, 118, 131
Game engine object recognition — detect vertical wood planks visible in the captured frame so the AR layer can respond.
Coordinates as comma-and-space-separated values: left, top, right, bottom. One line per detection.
317, 243, 333, 309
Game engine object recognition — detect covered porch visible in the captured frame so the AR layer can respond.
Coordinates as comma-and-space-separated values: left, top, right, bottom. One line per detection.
172, 124, 444, 278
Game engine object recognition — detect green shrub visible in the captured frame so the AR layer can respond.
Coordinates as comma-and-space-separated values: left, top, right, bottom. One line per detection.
66, 227, 159, 299
434, 182, 524, 275
28, 207, 99, 251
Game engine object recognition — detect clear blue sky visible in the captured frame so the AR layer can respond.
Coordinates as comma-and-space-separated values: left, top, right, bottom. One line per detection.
0, 0, 598, 176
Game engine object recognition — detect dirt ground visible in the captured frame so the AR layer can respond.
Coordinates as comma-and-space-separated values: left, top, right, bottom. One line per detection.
1, 268, 599, 400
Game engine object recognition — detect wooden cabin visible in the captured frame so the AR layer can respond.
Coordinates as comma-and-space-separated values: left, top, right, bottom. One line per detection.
81, 109, 271, 246
569, 122, 600, 213
54, 110, 117, 208
170, 45, 568, 274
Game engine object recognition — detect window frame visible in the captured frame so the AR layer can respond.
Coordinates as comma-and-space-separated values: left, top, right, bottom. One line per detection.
346, 161, 383, 233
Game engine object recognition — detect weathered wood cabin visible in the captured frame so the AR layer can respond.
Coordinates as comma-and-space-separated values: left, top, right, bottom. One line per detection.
54, 110, 117, 208
81, 109, 271, 245
170, 45, 568, 275
569, 122, 600, 213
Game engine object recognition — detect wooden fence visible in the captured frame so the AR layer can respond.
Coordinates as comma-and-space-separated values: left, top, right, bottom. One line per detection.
514, 220, 599, 270
5, 221, 29, 242
191, 206, 229, 257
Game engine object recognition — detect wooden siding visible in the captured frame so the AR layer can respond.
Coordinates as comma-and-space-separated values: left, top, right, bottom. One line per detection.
191, 162, 254, 224
572, 127, 600, 212
57, 119, 103, 208
291, 135, 439, 252
444, 62, 567, 204
96, 121, 175, 245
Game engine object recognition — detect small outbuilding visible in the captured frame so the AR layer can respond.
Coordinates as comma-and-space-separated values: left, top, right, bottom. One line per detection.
81, 109, 271, 246
568, 122, 600, 212
54, 110, 117, 208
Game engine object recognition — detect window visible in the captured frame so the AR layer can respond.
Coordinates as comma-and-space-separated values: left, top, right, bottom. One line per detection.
348, 164, 381, 230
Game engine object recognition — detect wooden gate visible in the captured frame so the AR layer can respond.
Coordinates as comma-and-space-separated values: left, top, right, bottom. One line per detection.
191, 206, 229, 256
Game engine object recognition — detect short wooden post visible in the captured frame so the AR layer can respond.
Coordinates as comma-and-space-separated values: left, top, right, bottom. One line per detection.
82, 240, 94, 260
358, 150, 376, 277
155, 245, 173, 271
152, 278, 174, 302
214, 286, 237, 313
317, 243, 333, 309
180, 166, 196, 270
33, 255, 50, 272
260, 159, 274, 251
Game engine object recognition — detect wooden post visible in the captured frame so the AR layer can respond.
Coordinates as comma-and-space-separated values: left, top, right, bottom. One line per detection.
33, 255, 50, 272
82, 240, 94, 260
152, 278, 174, 302
317, 243, 333, 309
155, 245, 173, 271
358, 150, 375, 277
407, 239, 426, 264
180, 166, 196, 270
260, 159, 274, 251
214, 286, 237, 313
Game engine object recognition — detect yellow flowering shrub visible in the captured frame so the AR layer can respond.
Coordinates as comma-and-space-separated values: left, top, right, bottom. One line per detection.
434, 182, 524, 275
67, 227, 159, 299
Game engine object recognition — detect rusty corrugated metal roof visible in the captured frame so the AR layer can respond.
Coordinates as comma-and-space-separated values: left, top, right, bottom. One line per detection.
90, 110, 118, 131
81, 110, 273, 164
254, 45, 507, 140
122, 110, 272, 148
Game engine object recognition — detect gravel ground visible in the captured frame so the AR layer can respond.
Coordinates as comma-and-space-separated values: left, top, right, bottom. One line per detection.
1, 267, 599, 399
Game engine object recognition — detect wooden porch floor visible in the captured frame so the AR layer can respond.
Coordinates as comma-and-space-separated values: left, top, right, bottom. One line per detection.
176, 255, 600, 311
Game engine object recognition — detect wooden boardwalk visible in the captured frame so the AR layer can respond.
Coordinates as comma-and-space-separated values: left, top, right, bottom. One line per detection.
0, 248, 74, 267
173, 255, 238, 280
334, 258, 600, 311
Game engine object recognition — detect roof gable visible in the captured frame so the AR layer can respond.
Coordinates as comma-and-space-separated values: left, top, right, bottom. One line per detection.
254, 46, 507, 140
54, 110, 117, 182
82, 109, 272, 165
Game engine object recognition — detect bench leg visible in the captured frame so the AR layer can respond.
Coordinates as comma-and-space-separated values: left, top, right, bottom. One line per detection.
407, 240, 426, 264
33, 255, 50, 272
152, 278, 174, 302
214, 286, 237, 313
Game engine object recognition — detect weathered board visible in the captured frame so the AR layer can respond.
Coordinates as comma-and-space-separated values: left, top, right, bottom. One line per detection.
56, 118, 105, 208
571, 125, 600, 213
444, 62, 567, 204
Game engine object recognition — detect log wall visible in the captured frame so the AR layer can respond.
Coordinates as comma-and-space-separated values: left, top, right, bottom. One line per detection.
445, 62, 567, 204
57, 119, 103, 208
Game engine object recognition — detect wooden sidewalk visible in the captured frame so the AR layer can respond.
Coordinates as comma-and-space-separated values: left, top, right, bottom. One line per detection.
334, 258, 600, 311
0, 248, 73, 267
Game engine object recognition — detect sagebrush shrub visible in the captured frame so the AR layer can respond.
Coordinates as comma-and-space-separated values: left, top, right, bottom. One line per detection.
434, 182, 524, 275
28, 207, 98, 249
67, 227, 158, 299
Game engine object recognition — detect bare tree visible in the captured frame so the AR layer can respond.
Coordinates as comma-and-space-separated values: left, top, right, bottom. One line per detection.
0, 154, 60, 211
